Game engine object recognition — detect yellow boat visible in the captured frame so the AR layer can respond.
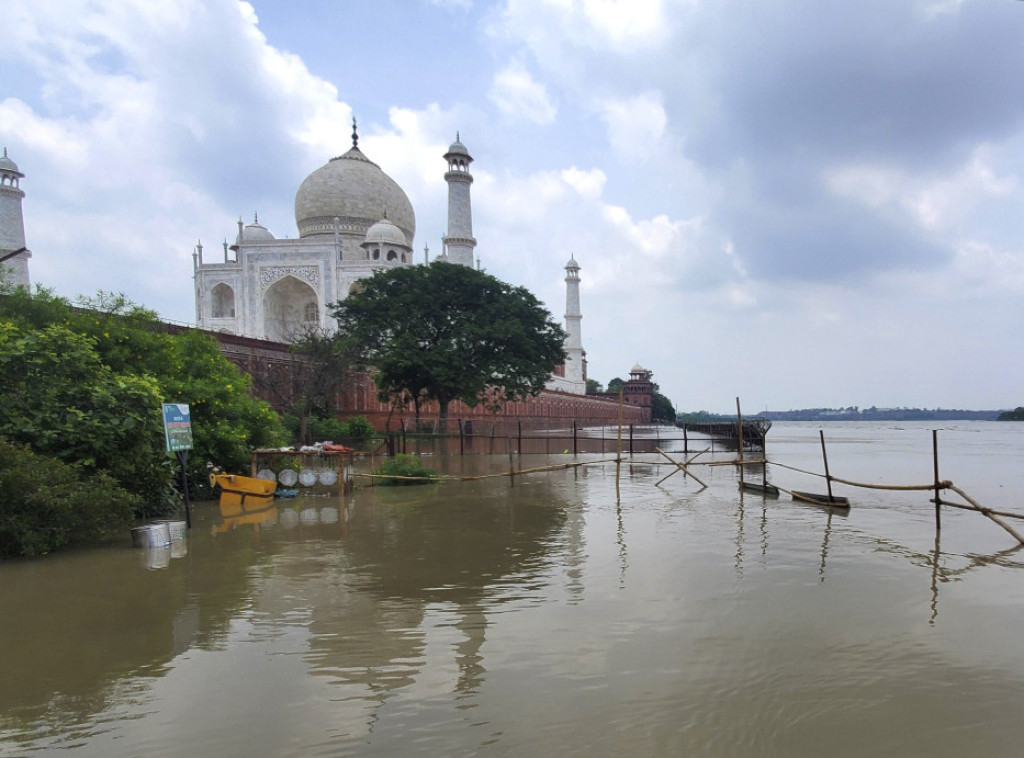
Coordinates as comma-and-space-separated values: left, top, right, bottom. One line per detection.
209, 472, 276, 507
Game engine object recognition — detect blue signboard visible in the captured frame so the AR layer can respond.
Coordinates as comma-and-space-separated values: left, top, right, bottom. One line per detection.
162, 403, 193, 452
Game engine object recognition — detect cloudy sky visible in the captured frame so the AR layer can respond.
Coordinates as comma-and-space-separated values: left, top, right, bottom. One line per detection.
3, 0, 1023, 413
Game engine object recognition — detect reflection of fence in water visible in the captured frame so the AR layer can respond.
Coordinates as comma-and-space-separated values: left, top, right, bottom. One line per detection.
368, 425, 1024, 549
379, 422, 751, 457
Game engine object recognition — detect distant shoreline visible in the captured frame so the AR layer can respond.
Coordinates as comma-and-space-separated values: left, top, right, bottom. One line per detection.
679, 409, 1007, 423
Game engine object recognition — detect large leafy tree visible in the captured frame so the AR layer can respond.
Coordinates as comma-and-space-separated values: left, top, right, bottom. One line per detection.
331, 262, 567, 424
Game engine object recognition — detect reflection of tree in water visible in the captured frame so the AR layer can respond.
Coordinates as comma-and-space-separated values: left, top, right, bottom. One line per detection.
0, 520, 289, 733
285, 479, 568, 702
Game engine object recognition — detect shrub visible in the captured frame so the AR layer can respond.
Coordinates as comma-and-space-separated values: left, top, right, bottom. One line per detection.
0, 438, 137, 559
341, 416, 375, 441
373, 454, 439, 486
0, 288, 286, 510
0, 321, 173, 516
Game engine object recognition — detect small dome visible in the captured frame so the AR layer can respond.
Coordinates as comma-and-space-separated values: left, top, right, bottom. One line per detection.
565, 255, 580, 269
631, 363, 647, 373
446, 137, 470, 157
242, 221, 275, 241
364, 217, 408, 248
0, 148, 22, 175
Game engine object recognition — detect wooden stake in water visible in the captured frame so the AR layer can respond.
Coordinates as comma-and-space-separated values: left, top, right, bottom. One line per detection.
819, 430, 834, 502
736, 397, 745, 488
933, 429, 941, 532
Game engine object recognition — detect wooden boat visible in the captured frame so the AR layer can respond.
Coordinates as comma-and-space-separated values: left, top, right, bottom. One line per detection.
209, 472, 276, 507
740, 481, 780, 497
791, 490, 850, 508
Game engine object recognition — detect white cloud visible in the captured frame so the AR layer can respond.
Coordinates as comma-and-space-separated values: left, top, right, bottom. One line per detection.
560, 167, 606, 199
596, 91, 666, 161
489, 60, 557, 124
497, 0, 672, 56
826, 147, 1018, 234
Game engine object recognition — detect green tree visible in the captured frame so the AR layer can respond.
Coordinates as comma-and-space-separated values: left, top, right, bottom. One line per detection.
607, 377, 625, 392
331, 262, 566, 425
283, 327, 359, 445
0, 287, 285, 508
586, 379, 603, 395
0, 321, 171, 513
652, 392, 676, 423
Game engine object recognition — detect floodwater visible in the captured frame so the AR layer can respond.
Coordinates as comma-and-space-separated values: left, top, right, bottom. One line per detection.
2, 421, 1023, 756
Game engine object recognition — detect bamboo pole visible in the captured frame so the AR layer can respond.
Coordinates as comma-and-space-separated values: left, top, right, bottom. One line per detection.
932, 497, 1024, 522
933, 429, 941, 531
655, 447, 708, 489
819, 430, 835, 502
654, 447, 709, 486
943, 484, 1024, 544
736, 398, 745, 488
616, 389, 623, 490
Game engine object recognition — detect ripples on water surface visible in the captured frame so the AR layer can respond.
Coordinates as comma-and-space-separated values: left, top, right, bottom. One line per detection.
2, 421, 1023, 756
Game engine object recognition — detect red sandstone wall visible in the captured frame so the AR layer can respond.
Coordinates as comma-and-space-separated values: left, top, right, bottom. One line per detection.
174, 325, 650, 429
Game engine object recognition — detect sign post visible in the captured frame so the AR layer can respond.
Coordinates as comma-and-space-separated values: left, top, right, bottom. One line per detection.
162, 403, 194, 529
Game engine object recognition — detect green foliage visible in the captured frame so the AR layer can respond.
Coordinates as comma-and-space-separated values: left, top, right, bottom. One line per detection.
284, 328, 359, 444
0, 437, 137, 558
607, 377, 625, 392
158, 329, 285, 479
586, 379, 603, 395
283, 413, 376, 445
997, 407, 1024, 421
331, 261, 566, 420
0, 287, 285, 513
373, 454, 439, 486
0, 320, 172, 514
676, 410, 734, 423
341, 415, 375, 440
652, 392, 676, 423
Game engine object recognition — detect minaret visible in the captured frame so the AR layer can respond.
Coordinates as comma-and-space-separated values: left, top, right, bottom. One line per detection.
0, 148, 31, 288
442, 134, 477, 267
563, 256, 585, 386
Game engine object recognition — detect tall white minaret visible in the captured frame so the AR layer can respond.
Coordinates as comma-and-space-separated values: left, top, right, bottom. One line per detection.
0, 148, 31, 288
442, 134, 476, 267
563, 256, 585, 386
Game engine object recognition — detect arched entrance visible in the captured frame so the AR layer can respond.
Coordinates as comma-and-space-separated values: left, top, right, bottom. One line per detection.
263, 276, 318, 342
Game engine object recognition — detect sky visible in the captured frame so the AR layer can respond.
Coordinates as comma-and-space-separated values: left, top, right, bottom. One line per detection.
2, 0, 1023, 414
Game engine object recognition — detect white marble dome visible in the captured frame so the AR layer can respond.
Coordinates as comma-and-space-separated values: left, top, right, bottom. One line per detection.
446, 137, 470, 157
364, 217, 407, 247
241, 220, 275, 241
294, 146, 415, 243
0, 148, 20, 174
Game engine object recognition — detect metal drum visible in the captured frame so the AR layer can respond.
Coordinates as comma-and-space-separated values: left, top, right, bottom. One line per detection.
131, 523, 171, 548
155, 520, 187, 541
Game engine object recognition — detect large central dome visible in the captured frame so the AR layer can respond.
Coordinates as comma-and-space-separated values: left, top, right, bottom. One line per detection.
294, 146, 415, 243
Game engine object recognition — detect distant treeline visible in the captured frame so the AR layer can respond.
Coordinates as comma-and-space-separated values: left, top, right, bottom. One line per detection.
677, 407, 1007, 422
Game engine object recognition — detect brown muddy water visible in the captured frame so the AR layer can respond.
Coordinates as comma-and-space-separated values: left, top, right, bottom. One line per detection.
2, 421, 1023, 756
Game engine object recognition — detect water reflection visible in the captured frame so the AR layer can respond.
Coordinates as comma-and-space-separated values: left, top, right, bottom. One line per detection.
3, 440, 1024, 756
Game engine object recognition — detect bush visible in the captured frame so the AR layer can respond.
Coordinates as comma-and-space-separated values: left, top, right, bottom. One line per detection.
0, 438, 137, 559
0, 288, 286, 511
283, 413, 376, 446
373, 454, 439, 486
0, 321, 173, 516
341, 416, 375, 441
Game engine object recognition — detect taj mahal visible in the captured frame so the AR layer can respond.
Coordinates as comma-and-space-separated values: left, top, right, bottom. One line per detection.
192, 122, 588, 395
